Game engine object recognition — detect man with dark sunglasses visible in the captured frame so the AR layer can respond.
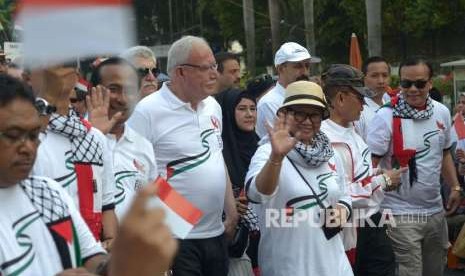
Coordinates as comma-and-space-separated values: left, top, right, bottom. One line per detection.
321, 64, 404, 276
121, 46, 159, 98
70, 78, 90, 118
367, 58, 462, 276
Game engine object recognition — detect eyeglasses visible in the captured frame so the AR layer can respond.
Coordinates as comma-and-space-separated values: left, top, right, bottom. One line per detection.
0, 129, 46, 146
287, 109, 322, 123
137, 67, 160, 77
179, 63, 218, 72
400, 79, 428, 89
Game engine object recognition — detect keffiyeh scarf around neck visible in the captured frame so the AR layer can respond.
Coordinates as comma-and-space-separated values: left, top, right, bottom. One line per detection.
48, 109, 103, 165
392, 93, 433, 119
287, 131, 334, 168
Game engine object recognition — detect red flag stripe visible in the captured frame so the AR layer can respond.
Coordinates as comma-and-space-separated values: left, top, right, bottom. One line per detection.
154, 177, 203, 226
20, 0, 131, 7
50, 219, 73, 243
454, 113, 465, 140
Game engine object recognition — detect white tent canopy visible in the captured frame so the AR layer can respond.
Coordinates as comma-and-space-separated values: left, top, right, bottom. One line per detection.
441, 59, 465, 67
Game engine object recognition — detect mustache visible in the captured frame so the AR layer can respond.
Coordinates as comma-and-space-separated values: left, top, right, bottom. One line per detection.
295, 75, 310, 81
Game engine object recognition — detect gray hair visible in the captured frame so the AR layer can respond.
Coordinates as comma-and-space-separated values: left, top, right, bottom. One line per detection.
166, 35, 209, 77
121, 46, 156, 65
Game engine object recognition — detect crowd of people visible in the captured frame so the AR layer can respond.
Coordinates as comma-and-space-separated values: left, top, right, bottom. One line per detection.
0, 34, 463, 276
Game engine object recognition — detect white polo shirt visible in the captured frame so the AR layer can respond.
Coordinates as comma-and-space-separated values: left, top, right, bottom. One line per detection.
0, 177, 104, 276
106, 125, 158, 221
367, 100, 452, 215
256, 82, 285, 140
33, 127, 115, 212
128, 82, 227, 239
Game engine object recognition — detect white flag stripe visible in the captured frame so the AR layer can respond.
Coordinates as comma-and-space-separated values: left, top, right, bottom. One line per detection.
19, 6, 135, 68
147, 197, 194, 239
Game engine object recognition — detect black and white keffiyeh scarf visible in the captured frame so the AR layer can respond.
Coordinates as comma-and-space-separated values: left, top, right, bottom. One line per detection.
240, 206, 259, 231
287, 131, 334, 168
20, 177, 82, 268
392, 93, 433, 120
48, 110, 103, 165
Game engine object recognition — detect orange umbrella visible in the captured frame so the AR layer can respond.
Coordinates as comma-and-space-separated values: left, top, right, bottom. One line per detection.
350, 33, 362, 70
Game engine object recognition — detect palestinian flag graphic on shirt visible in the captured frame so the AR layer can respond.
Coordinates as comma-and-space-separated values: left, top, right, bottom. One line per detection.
19, 177, 82, 269
166, 128, 215, 179
285, 170, 332, 216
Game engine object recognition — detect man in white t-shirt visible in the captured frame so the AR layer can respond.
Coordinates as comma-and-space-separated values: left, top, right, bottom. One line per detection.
367, 58, 462, 276
128, 35, 238, 275
88, 57, 158, 221
0, 74, 106, 275
321, 64, 404, 276
31, 62, 118, 251
354, 56, 392, 141
0, 74, 178, 276
255, 42, 311, 140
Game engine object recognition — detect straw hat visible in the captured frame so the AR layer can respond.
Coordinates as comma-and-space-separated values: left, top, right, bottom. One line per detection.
278, 80, 329, 119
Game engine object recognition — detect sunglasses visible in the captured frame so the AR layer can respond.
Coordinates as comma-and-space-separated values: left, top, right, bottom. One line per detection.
137, 67, 160, 77
400, 79, 428, 89
287, 109, 322, 123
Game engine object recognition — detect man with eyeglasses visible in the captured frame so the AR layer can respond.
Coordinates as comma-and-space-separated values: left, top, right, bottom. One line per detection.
321, 64, 405, 276
30, 63, 118, 252
128, 35, 238, 276
0, 74, 178, 276
255, 42, 311, 140
121, 46, 160, 98
367, 58, 462, 276
89, 57, 158, 221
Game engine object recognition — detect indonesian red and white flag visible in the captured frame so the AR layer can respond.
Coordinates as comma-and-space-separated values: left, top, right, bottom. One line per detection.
149, 177, 203, 239
454, 113, 465, 140
17, 0, 135, 68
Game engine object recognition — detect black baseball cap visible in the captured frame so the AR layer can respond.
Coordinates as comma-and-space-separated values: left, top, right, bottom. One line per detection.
322, 64, 375, 98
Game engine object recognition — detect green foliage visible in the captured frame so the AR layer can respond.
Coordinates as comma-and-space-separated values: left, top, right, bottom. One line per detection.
0, 0, 15, 42
432, 77, 453, 98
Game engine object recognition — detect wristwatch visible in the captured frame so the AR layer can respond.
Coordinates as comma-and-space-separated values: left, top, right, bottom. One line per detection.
35, 97, 57, 116
452, 186, 463, 192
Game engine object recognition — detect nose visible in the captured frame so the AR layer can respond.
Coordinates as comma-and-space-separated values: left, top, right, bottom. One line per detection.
145, 71, 156, 81
210, 69, 219, 79
17, 138, 37, 155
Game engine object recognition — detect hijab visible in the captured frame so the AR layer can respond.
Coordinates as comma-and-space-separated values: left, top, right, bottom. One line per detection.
216, 89, 259, 191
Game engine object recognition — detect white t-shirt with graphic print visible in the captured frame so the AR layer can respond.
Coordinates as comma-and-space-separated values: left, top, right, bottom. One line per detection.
33, 127, 115, 213
367, 100, 452, 215
245, 143, 353, 276
0, 177, 104, 276
128, 82, 227, 239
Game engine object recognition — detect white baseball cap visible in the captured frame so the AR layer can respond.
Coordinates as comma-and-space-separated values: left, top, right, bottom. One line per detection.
274, 42, 311, 66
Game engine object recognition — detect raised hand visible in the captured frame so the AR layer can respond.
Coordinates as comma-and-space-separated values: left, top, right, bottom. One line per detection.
266, 112, 300, 161
86, 85, 123, 134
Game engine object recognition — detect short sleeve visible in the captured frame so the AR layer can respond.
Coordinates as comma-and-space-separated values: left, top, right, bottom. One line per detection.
366, 109, 392, 157
245, 143, 279, 203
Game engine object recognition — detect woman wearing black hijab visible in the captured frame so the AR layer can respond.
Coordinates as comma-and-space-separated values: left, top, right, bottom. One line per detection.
216, 89, 260, 276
